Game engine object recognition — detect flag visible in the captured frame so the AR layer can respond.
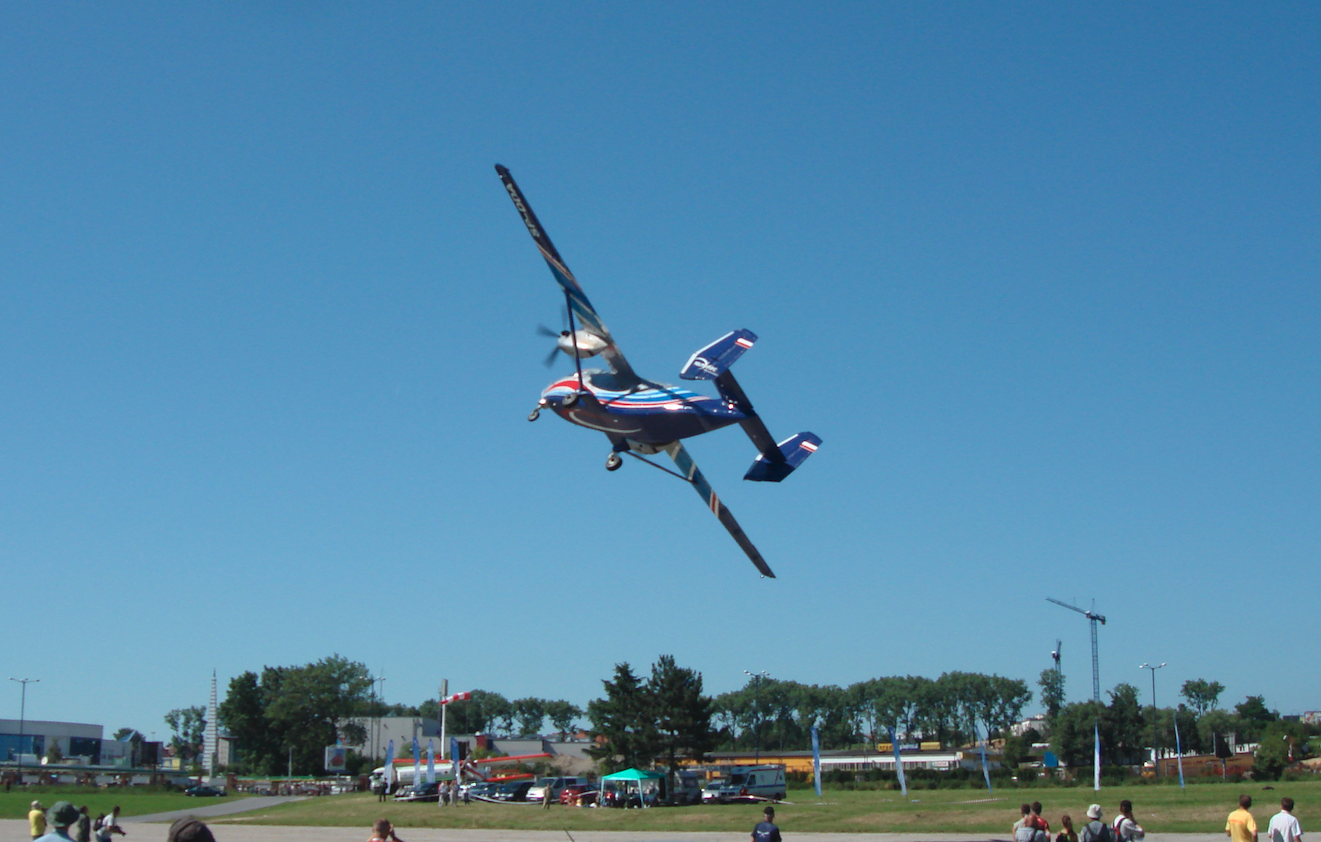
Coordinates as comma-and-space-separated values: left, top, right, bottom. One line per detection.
977, 723, 992, 793
384, 740, 395, 787
888, 726, 907, 797
427, 740, 435, 785
450, 736, 461, 782
1174, 719, 1185, 789
412, 737, 421, 792
811, 726, 822, 798
1093, 722, 1101, 791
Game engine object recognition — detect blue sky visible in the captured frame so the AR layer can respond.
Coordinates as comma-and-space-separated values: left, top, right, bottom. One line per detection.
3, 2, 1317, 740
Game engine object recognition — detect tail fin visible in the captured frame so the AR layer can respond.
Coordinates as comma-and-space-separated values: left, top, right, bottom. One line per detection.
679, 329, 757, 380
744, 433, 822, 483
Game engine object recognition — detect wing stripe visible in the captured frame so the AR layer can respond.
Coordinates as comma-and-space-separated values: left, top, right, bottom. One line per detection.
665, 442, 775, 578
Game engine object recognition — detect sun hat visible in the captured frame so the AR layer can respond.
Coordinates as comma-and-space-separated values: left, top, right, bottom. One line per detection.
1087, 804, 1103, 820
49, 802, 81, 826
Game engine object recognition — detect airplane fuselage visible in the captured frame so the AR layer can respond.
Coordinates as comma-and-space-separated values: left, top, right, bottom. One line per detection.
540, 369, 744, 445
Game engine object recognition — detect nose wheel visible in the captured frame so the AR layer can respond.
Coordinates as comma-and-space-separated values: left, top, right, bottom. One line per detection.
528, 409, 540, 422
605, 452, 623, 471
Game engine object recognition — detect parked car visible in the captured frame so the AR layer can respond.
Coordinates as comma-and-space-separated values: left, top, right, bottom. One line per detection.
463, 782, 498, 800
559, 783, 599, 806
184, 785, 226, 797
394, 781, 440, 802
701, 780, 725, 803
490, 780, 534, 802
526, 776, 591, 803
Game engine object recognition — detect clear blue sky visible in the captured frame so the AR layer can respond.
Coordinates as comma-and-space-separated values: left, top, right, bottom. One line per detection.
3, 2, 1317, 740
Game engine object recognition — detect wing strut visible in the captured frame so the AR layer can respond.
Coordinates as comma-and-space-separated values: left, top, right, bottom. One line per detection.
663, 442, 776, 579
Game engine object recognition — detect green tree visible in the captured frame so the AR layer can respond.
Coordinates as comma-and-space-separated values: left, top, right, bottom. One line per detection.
511, 697, 547, 736
1198, 708, 1237, 759
1039, 669, 1066, 723
648, 655, 716, 776
431, 690, 511, 735
1180, 678, 1225, 714
1103, 683, 1145, 763
164, 706, 206, 765
1253, 720, 1310, 781
587, 663, 657, 771
1051, 700, 1105, 767
1233, 695, 1278, 742
544, 700, 583, 740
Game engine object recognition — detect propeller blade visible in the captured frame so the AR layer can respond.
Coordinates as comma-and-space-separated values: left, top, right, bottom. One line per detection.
542, 346, 561, 367
536, 324, 559, 338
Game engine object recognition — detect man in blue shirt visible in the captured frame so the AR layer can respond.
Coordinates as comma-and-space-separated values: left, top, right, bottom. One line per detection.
753, 806, 782, 842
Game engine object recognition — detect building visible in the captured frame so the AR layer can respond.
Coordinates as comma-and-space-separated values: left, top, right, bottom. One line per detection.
0, 719, 103, 765
691, 747, 1001, 775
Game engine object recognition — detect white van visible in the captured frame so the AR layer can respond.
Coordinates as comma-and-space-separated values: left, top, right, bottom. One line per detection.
526, 775, 591, 803
716, 765, 786, 801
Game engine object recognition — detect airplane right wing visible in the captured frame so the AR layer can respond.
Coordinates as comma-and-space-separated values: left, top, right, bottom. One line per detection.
664, 441, 776, 579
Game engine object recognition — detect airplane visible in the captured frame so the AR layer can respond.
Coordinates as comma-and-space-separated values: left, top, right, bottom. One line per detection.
495, 165, 821, 578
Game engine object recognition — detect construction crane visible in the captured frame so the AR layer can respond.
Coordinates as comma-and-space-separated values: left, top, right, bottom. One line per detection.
1047, 597, 1106, 702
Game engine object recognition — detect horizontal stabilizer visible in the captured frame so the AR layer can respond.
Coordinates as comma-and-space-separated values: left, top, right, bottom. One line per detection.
744, 433, 822, 483
680, 329, 758, 381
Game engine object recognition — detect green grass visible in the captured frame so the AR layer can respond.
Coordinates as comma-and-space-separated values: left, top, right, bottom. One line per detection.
210, 780, 1321, 833
2, 788, 250, 821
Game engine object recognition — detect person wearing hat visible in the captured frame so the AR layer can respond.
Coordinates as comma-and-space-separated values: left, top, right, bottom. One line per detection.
752, 806, 782, 842
30, 801, 47, 840
37, 801, 80, 842
167, 818, 215, 842
1080, 805, 1115, 842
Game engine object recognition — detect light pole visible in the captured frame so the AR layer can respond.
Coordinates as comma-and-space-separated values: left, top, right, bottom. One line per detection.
743, 670, 770, 764
8, 678, 39, 778
1139, 663, 1166, 774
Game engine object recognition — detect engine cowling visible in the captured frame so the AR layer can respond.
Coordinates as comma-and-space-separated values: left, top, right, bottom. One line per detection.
557, 330, 608, 358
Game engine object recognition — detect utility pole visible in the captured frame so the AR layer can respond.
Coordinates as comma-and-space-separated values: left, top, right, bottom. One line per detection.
743, 670, 770, 763
1046, 598, 1107, 702
1139, 662, 1166, 775
8, 678, 39, 777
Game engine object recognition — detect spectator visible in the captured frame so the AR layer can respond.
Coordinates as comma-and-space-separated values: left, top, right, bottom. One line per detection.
1033, 802, 1053, 836
1014, 805, 1033, 836
30, 801, 48, 840
752, 806, 781, 842
1114, 800, 1145, 842
95, 806, 125, 842
1057, 815, 1078, 842
369, 819, 405, 842
37, 802, 80, 842
1228, 795, 1259, 842
1081, 805, 1114, 842
74, 807, 91, 842
1267, 798, 1303, 842
166, 819, 214, 842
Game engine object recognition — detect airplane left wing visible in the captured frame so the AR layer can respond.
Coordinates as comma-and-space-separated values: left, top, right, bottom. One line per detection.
664, 441, 776, 578
495, 165, 637, 382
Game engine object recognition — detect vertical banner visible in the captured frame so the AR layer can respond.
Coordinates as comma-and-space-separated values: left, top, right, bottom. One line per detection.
412, 737, 421, 792
977, 723, 992, 792
811, 726, 822, 798
427, 740, 435, 785
888, 727, 907, 797
450, 736, 461, 781
1174, 719, 1186, 789
384, 740, 395, 788
1093, 722, 1101, 791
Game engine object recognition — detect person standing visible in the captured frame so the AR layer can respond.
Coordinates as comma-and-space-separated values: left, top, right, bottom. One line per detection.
73, 807, 91, 842
1114, 800, 1145, 841
1015, 805, 1034, 836
1081, 805, 1114, 842
1057, 815, 1079, 842
95, 807, 125, 842
752, 806, 782, 842
36, 802, 79, 842
1228, 795, 1259, 842
1267, 798, 1303, 842
30, 801, 47, 840
1032, 802, 1053, 837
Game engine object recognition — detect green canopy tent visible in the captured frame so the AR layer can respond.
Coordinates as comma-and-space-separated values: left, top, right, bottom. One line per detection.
599, 767, 665, 807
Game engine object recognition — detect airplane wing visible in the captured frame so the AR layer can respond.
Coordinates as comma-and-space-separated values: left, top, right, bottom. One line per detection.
495, 165, 637, 382
664, 441, 776, 578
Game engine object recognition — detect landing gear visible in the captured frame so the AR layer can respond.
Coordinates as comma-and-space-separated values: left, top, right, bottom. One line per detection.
562, 391, 579, 407
605, 453, 623, 471
527, 409, 540, 422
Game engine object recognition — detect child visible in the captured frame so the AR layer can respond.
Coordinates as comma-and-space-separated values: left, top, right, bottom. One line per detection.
1057, 815, 1079, 842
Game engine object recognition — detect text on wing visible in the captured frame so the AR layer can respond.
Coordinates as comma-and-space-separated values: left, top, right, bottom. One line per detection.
505, 183, 541, 240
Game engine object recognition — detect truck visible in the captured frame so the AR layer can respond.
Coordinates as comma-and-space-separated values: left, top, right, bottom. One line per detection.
716, 765, 786, 802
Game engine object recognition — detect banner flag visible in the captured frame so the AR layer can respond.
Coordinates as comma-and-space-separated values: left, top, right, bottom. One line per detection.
811, 726, 822, 798
450, 736, 461, 782
427, 740, 435, 785
412, 737, 421, 792
1093, 722, 1101, 791
1174, 719, 1186, 789
977, 723, 992, 792
384, 740, 395, 787
888, 726, 907, 797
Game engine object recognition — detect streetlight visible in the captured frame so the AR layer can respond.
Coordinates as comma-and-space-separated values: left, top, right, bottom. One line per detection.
8, 678, 39, 778
743, 670, 770, 764
1138, 663, 1166, 774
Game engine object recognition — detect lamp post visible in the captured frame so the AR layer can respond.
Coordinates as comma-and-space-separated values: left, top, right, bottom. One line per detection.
8, 678, 39, 778
1139, 663, 1166, 774
743, 670, 770, 763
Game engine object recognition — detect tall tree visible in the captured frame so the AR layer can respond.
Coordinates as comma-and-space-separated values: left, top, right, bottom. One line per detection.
1039, 668, 1066, 723
164, 706, 206, 765
587, 663, 657, 771
648, 655, 716, 775
511, 697, 547, 736
544, 700, 583, 740
1233, 695, 1278, 742
1180, 679, 1225, 714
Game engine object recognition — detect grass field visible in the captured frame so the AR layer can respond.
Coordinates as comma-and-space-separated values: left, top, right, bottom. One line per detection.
211, 781, 1321, 834
2, 788, 250, 821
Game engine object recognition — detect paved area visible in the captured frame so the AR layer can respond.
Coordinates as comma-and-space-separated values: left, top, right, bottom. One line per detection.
0, 819, 1228, 842
118, 797, 308, 825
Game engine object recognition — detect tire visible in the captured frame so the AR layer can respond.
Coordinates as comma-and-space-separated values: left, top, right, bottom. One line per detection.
528, 409, 540, 421
606, 453, 623, 471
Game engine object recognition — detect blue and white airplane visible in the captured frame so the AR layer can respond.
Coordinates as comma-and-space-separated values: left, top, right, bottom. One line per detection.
496, 165, 821, 578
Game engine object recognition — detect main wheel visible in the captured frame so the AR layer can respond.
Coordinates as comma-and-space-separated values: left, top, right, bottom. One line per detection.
527, 409, 540, 422
562, 392, 578, 407
605, 453, 623, 471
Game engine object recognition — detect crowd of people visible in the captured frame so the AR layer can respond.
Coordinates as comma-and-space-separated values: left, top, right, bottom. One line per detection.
1009, 795, 1304, 842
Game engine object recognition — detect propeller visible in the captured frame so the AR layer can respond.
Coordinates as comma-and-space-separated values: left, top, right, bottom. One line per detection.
536, 306, 571, 367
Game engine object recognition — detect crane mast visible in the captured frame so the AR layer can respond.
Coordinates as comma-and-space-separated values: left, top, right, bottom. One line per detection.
1046, 597, 1107, 702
